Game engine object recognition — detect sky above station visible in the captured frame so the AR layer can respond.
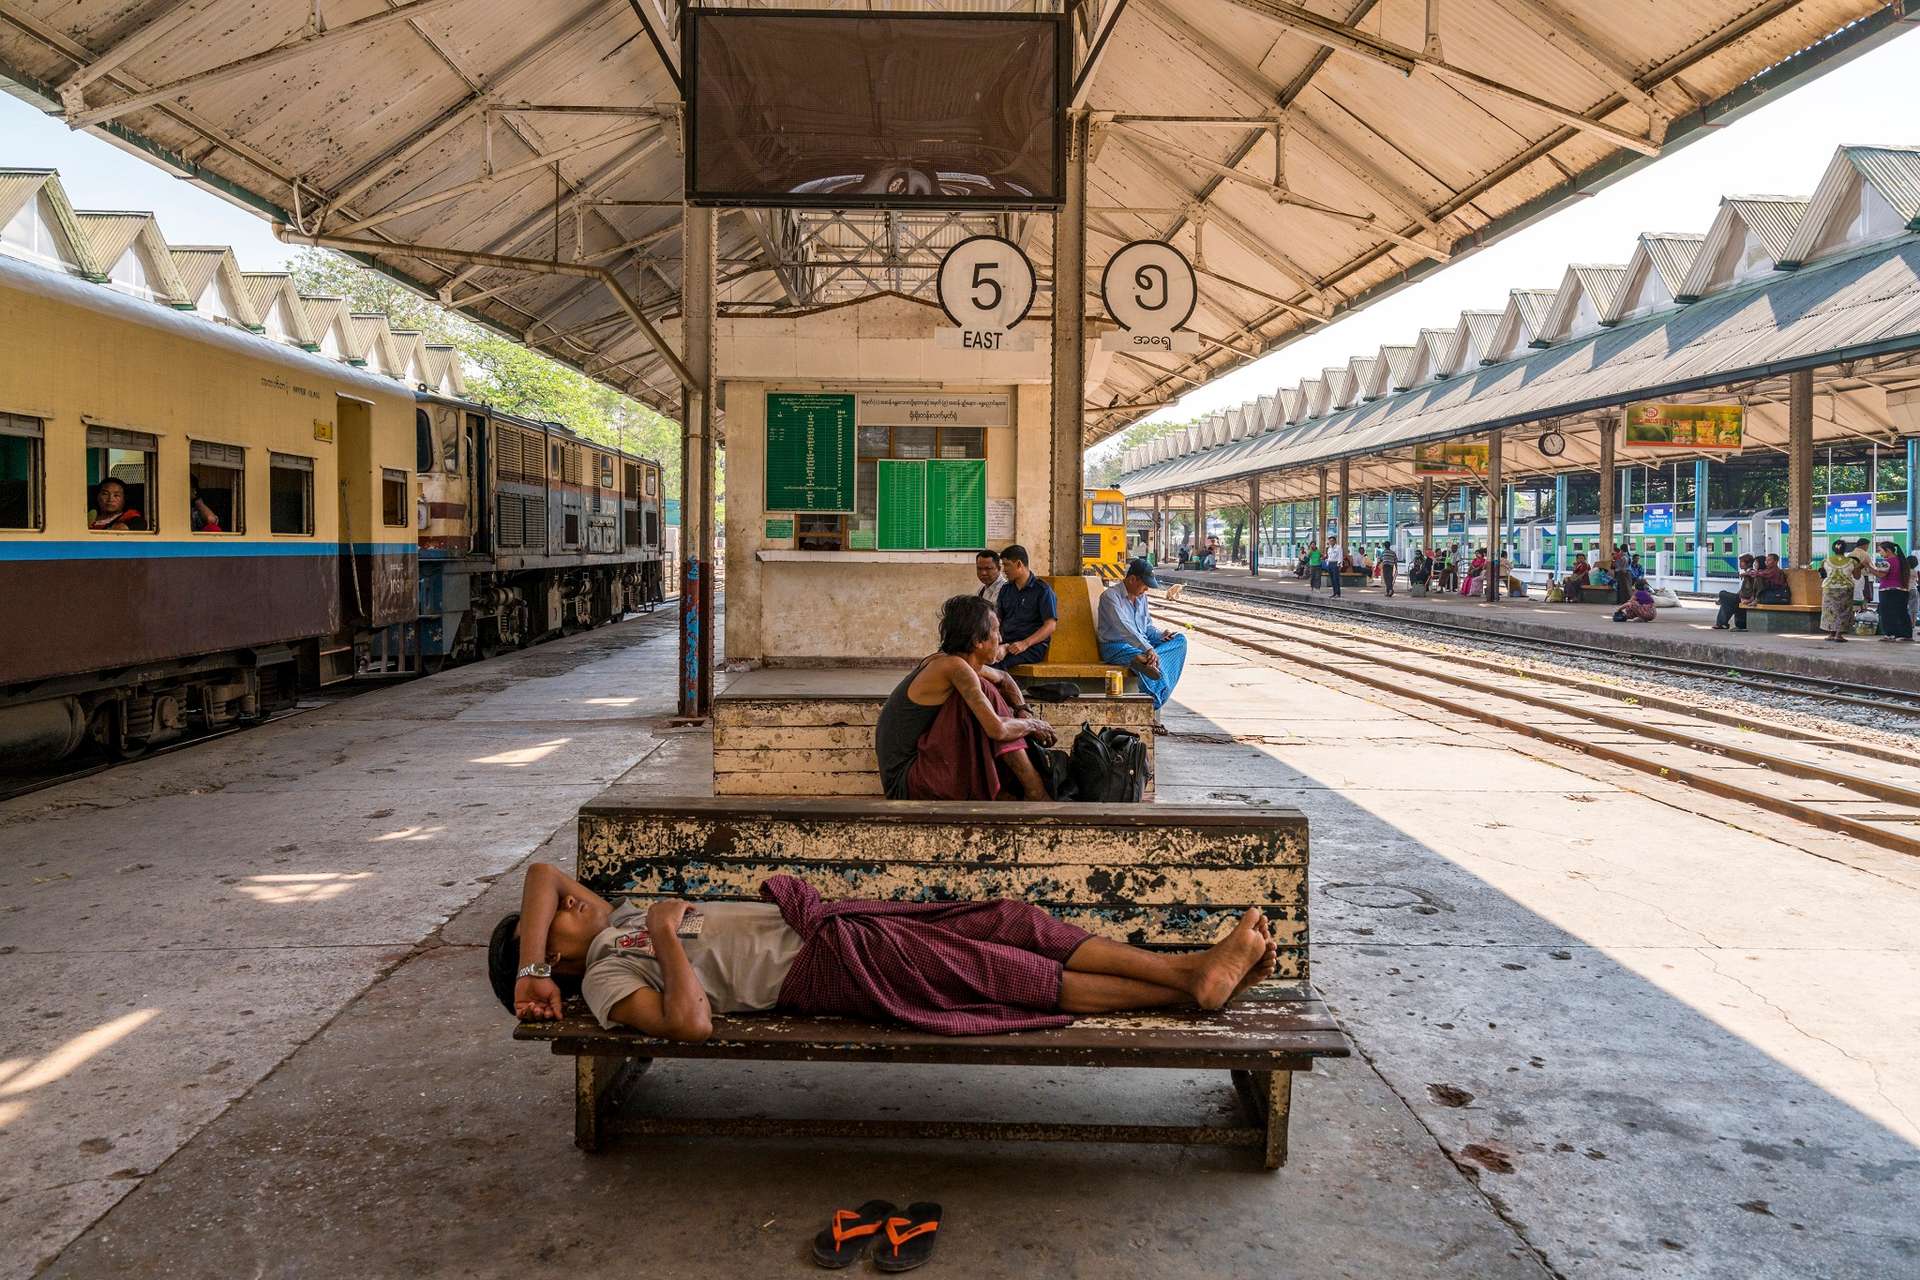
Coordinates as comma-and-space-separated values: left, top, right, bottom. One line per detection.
4, 22, 1919, 451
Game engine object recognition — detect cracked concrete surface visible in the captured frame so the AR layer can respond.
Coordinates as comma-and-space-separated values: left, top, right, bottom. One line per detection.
5, 618, 1918, 1278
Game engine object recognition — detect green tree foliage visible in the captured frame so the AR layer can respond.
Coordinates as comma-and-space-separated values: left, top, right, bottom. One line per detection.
287, 248, 695, 499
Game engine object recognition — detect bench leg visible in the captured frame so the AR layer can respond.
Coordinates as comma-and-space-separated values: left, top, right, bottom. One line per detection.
573, 1054, 651, 1153
1230, 1068, 1294, 1170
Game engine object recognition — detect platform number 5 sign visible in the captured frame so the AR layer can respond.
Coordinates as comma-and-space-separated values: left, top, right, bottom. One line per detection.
936, 235, 1037, 351
1100, 240, 1199, 353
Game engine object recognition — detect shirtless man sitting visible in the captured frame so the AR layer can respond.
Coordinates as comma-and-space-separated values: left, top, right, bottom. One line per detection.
492, 863, 1280, 1041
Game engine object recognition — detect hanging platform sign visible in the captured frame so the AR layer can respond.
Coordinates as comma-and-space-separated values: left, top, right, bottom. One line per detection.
765, 392, 855, 513
1623, 402, 1744, 450
936, 235, 1036, 351
1824, 492, 1875, 537
1413, 443, 1488, 475
1642, 503, 1675, 536
1099, 240, 1198, 355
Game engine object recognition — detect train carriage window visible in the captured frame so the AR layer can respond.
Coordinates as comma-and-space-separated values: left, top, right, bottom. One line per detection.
269, 453, 314, 535
189, 440, 244, 533
645, 470, 657, 498
415, 409, 433, 472
381, 469, 408, 527
0, 413, 43, 530
85, 425, 156, 532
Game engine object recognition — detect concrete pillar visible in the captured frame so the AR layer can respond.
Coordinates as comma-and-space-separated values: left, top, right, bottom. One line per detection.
1553, 472, 1568, 574
1316, 468, 1328, 549
678, 203, 716, 720
1195, 489, 1206, 560
1693, 457, 1709, 592
1456, 483, 1470, 559
1153, 494, 1167, 563
1788, 368, 1814, 569
1287, 499, 1296, 557
1049, 110, 1090, 575
1597, 417, 1616, 563
1337, 458, 1351, 560
1420, 476, 1433, 551
1907, 436, 1919, 554
1485, 430, 1503, 601
1248, 474, 1262, 575
1621, 464, 1634, 561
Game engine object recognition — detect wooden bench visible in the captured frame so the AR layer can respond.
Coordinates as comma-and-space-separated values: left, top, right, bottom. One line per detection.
712, 668, 1157, 797
1745, 568, 1823, 633
1577, 584, 1618, 604
515, 795, 1348, 1168
1009, 574, 1137, 689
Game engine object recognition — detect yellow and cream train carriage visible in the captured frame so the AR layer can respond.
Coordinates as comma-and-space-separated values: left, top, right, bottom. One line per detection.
0, 250, 419, 762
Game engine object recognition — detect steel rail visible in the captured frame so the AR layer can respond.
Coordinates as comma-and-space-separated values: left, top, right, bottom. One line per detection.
1167, 580, 1920, 717
1153, 599, 1920, 859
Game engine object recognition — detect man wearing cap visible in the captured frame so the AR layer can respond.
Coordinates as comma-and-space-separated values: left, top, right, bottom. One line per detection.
1095, 558, 1188, 710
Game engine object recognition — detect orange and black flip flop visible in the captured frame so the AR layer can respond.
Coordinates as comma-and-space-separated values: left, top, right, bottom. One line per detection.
811, 1200, 895, 1269
875, 1202, 942, 1273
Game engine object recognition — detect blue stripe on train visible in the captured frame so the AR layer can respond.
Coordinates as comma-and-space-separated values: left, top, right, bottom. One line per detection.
0, 541, 418, 561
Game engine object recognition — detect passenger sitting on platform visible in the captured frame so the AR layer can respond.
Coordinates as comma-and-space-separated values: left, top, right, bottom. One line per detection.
1407, 548, 1430, 596
1461, 548, 1487, 596
493, 863, 1280, 1041
1563, 555, 1592, 598
1755, 552, 1788, 601
1714, 554, 1758, 630
1096, 558, 1188, 710
876, 595, 1055, 801
974, 548, 1005, 607
992, 545, 1057, 669
1614, 579, 1657, 623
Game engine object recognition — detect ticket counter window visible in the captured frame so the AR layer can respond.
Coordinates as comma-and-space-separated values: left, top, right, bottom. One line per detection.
0, 413, 42, 530
86, 426, 156, 532
189, 441, 244, 533
270, 453, 314, 535
847, 423, 989, 549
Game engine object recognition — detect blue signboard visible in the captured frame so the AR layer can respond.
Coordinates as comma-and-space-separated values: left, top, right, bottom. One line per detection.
1825, 492, 1873, 537
1643, 503, 1675, 535
664, 497, 682, 527
1446, 514, 1466, 534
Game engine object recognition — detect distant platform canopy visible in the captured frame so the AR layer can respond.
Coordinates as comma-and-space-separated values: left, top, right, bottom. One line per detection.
1119, 145, 1920, 502
0, 0, 1907, 429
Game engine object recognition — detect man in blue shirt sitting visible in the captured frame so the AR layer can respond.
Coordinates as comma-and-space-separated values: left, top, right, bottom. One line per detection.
992, 544, 1059, 670
1096, 558, 1188, 709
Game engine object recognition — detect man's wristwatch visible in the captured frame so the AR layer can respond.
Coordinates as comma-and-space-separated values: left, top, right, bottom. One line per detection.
516, 962, 553, 980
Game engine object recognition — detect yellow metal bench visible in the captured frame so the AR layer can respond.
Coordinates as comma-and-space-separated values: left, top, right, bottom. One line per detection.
1009, 574, 1137, 688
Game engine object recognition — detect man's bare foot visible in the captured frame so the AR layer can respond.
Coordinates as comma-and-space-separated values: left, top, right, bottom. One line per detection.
1226, 941, 1278, 1005
1193, 909, 1270, 1010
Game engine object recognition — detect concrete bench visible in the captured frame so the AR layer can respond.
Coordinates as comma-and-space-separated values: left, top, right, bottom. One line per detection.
712, 668, 1156, 797
515, 795, 1348, 1167
1576, 584, 1618, 604
1009, 574, 1137, 690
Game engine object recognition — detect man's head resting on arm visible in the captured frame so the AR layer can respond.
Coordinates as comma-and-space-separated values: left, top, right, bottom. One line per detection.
486, 894, 605, 1015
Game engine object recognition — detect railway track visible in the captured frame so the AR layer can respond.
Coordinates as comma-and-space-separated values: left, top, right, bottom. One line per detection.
1153, 593, 1920, 858
1166, 579, 1920, 719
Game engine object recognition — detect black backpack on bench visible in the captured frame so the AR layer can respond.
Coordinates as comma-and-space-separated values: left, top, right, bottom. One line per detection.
1068, 723, 1151, 803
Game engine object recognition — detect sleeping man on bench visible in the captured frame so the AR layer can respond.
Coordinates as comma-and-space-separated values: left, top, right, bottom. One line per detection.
491, 863, 1279, 1041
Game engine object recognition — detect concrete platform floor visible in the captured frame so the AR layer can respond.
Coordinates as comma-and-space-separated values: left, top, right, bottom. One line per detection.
5, 610, 1918, 1278
1156, 567, 1920, 685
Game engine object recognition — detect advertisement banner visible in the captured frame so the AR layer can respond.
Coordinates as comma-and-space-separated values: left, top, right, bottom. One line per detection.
1446, 513, 1466, 535
1824, 492, 1875, 537
1413, 443, 1488, 475
1622, 402, 1743, 450
1642, 503, 1675, 536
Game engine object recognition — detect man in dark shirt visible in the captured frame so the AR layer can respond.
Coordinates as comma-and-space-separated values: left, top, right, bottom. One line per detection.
992, 544, 1058, 669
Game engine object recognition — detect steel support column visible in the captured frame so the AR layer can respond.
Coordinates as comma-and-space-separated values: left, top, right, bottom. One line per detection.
1248, 474, 1262, 575
1337, 458, 1351, 560
1316, 468, 1328, 550
1385, 490, 1397, 554
1456, 484, 1470, 558
1420, 476, 1433, 552
1195, 490, 1207, 561
1597, 418, 1617, 563
1907, 436, 1919, 555
1553, 472, 1567, 574
678, 204, 716, 720
1486, 430, 1503, 601
1049, 111, 1091, 575
1788, 368, 1815, 569
1693, 458, 1710, 592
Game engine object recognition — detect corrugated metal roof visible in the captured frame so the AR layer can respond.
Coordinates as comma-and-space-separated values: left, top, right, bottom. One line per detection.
1726, 197, 1809, 259
1511, 289, 1559, 340
1843, 145, 1920, 225
168, 248, 224, 299
1121, 236, 1920, 498
1458, 311, 1505, 362
74, 213, 150, 274
0, 0, 1898, 426
1569, 265, 1629, 317
0, 171, 51, 227
1642, 234, 1706, 294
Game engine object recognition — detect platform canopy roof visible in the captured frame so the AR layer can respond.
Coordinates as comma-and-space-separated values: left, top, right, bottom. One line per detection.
0, 0, 1904, 430
1116, 145, 1920, 503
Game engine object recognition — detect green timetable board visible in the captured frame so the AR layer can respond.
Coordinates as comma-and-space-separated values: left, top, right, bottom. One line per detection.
765, 392, 855, 512
926, 458, 987, 549
875, 459, 926, 550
